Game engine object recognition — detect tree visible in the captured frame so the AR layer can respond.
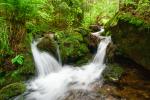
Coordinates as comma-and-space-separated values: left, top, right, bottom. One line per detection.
48, 0, 86, 29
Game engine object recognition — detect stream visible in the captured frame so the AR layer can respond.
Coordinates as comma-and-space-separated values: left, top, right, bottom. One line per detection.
15, 29, 111, 100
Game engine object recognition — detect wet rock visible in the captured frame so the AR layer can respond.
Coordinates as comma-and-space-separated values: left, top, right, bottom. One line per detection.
103, 64, 124, 82
106, 43, 117, 63
62, 79, 119, 100
100, 63, 150, 100
89, 25, 101, 32
74, 27, 90, 36
63, 89, 103, 100
88, 34, 100, 54
37, 34, 58, 60
106, 10, 150, 70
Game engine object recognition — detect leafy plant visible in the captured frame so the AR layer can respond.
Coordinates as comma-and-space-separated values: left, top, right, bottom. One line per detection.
48, 0, 85, 29
137, 0, 150, 13
0, 0, 49, 50
11, 55, 24, 65
122, 0, 135, 6
82, 0, 119, 27
0, 17, 10, 52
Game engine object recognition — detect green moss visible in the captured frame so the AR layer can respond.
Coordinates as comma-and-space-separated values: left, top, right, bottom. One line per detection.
103, 64, 124, 82
37, 36, 57, 57
75, 54, 92, 66
18, 53, 35, 75
106, 11, 150, 29
55, 30, 90, 64
118, 12, 146, 26
0, 82, 26, 100
74, 27, 90, 36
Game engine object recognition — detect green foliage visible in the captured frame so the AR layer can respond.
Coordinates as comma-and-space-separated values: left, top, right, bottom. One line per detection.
0, 0, 51, 49
0, 82, 26, 100
55, 30, 89, 63
0, 17, 11, 53
118, 13, 145, 26
137, 0, 150, 13
121, 0, 136, 6
82, 0, 119, 27
11, 55, 24, 65
17, 53, 35, 74
0, 53, 35, 88
48, 0, 85, 29
0, 0, 44, 22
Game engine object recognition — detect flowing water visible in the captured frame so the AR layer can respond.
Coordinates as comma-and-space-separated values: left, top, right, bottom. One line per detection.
17, 30, 111, 100
31, 40, 61, 77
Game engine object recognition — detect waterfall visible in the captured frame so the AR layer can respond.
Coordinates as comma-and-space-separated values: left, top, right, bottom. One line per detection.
19, 29, 111, 100
31, 39, 61, 77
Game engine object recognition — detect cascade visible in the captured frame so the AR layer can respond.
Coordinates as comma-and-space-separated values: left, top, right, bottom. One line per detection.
16, 29, 111, 100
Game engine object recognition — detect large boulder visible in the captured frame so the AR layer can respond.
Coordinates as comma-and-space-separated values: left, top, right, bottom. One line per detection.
106, 5, 150, 70
54, 30, 90, 64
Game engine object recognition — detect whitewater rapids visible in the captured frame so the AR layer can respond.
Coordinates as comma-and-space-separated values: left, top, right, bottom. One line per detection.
17, 30, 111, 100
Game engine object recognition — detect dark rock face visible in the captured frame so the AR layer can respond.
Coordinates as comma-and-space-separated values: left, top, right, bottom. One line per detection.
88, 34, 100, 54
106, 43, 116, 63
108, 19, 150, 70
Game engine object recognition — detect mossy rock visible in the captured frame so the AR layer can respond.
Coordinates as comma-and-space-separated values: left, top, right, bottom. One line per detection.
106, 9, 150, 70
37, 34, 58, 60
0, 82, 26, 100
74, 27, 90, 36
55, 30, 90, 64
103, 64, 124, 82
89, 25, 101, 32
75, 54, 92, 66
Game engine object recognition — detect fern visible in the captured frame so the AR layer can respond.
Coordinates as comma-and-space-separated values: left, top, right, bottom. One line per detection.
0, 17, 11, 54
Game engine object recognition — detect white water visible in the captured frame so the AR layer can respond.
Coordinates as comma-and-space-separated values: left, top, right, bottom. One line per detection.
31, 39, 61, 77
24, 30, 111, 100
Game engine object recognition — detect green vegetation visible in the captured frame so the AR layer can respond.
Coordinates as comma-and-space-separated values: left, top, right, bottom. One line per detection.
0, 82, 26, 100
0, 17, 10, 54
55, 29, 90, 64
11, 55, 24, 65
103, 64, 124, 82
0, 0, 150, 99
83, 0, 119, 27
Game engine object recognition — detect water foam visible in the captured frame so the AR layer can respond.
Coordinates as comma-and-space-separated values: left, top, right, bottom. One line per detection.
21, 30, 111, 100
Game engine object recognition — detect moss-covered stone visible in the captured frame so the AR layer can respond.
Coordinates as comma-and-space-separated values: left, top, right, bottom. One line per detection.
0, 82, 26, 100
37, 34, 58, 60
55, 30, 90, 64
106, 5, 150, 70
75, 54, 92, 66
103, 64, 124, 82
74, 27, 90, 36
